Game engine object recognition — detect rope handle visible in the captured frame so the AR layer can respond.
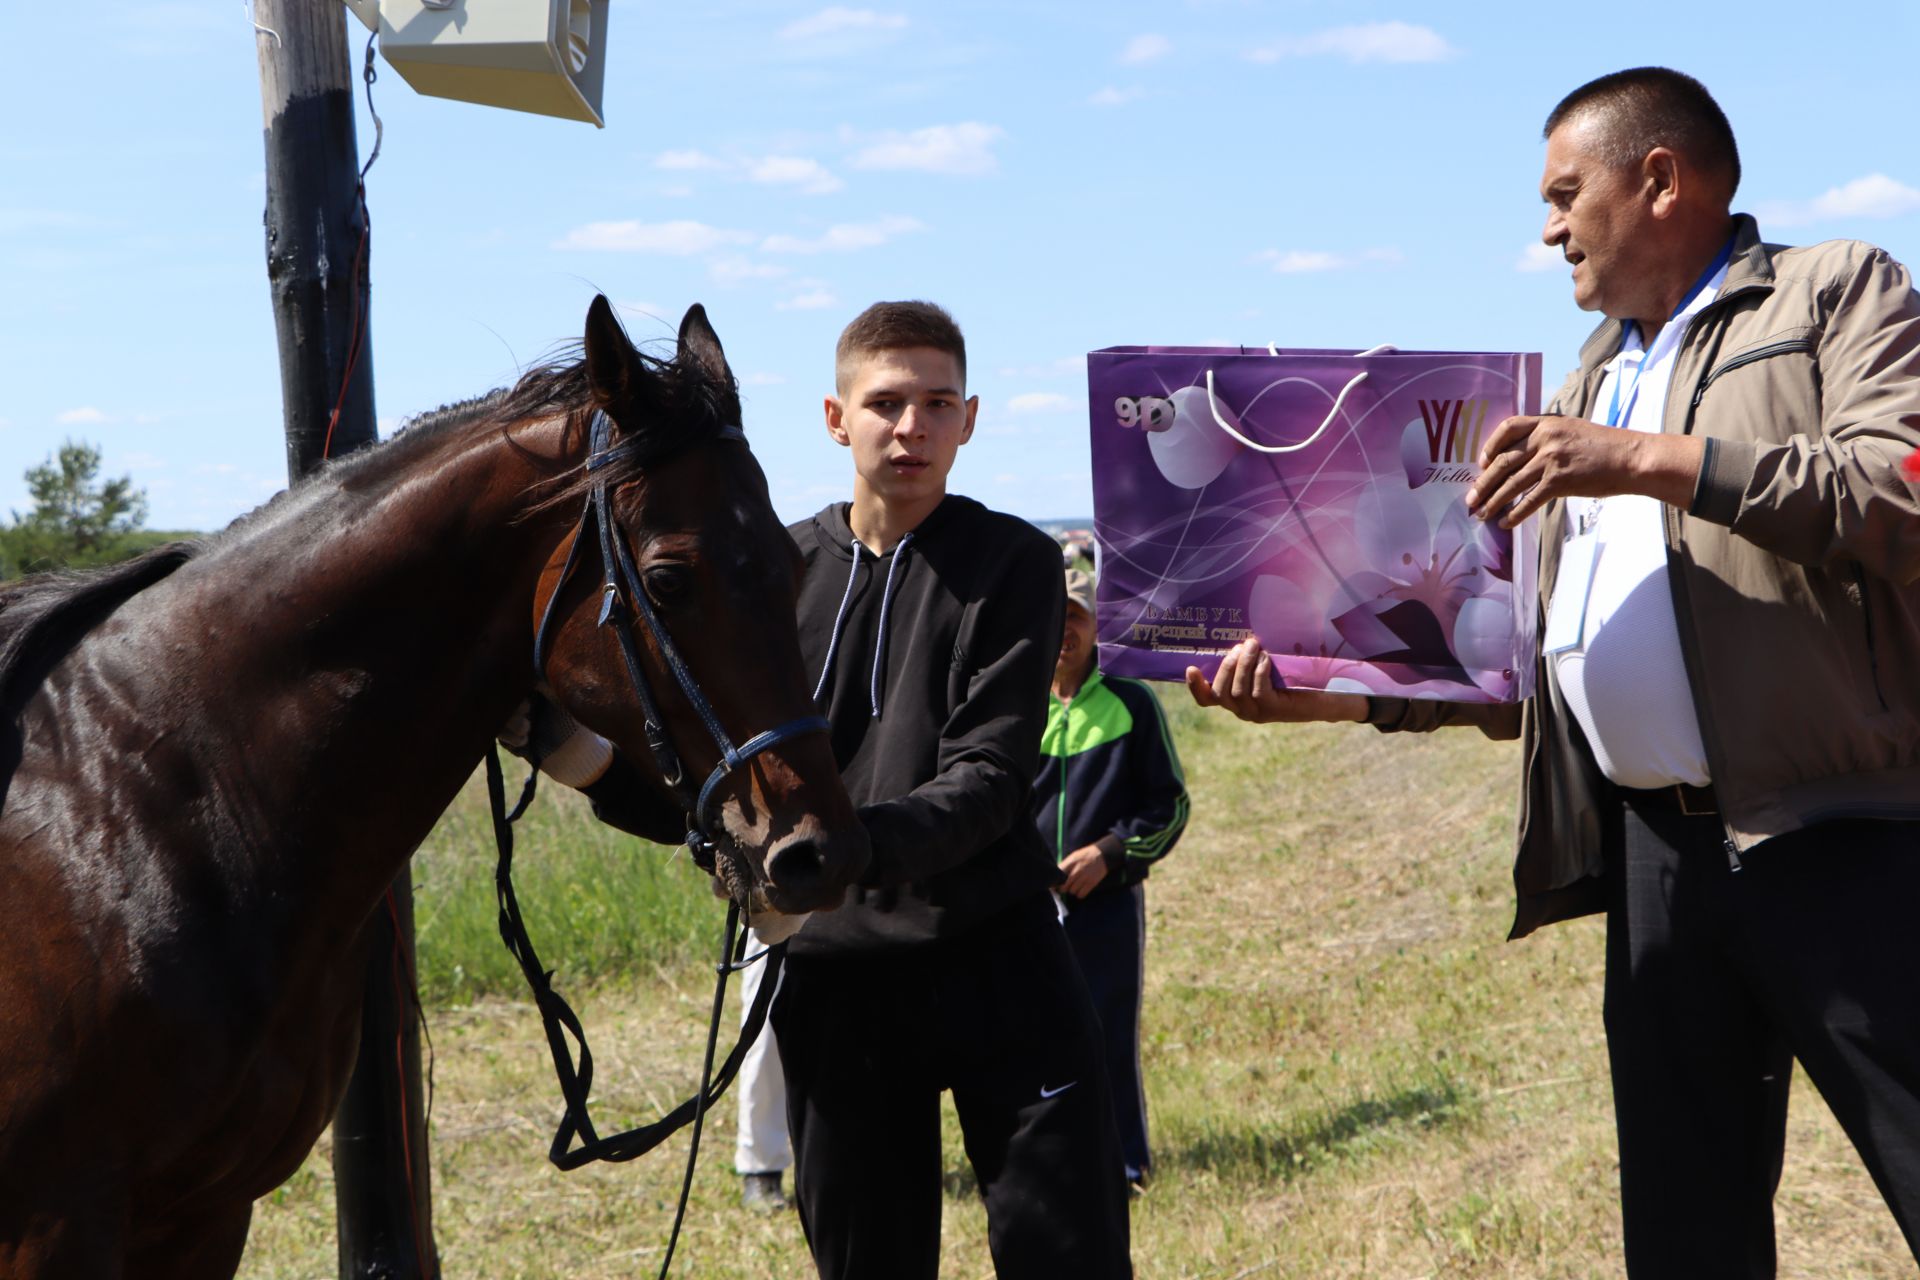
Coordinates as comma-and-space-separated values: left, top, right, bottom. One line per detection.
1201, 343, 1397, 455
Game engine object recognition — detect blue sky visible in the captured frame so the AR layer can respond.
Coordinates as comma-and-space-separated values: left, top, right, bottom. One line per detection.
4, 1, 1918, 532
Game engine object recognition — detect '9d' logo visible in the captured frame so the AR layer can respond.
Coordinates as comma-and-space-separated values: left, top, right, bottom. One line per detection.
1115, 396, 1176, 432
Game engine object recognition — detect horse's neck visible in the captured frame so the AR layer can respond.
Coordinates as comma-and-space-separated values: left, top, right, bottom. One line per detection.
116, 414, 579, 907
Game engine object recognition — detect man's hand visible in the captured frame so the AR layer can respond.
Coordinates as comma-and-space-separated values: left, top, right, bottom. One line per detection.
1184, 639, 1369, 725
1060, 844, 1110, 899
1465, 414, 1705, 527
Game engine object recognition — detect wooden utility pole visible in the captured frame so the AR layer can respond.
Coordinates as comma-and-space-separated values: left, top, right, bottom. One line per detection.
254, 4, 437, 1276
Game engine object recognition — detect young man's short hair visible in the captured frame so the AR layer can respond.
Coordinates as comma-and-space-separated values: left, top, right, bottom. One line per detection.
1544, 66, 1741, 199
835, 300, 968, 395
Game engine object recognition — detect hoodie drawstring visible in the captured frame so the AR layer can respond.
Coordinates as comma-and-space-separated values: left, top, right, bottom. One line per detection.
810, 532, 916, 719
812, 538, 864, 706
868, 532, 914, 717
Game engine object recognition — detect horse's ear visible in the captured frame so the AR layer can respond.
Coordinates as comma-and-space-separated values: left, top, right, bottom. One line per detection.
584, 295, 647, 408
677, 304, 735, 390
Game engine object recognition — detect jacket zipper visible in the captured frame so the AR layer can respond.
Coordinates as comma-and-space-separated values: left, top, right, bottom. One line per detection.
1660, 309, 1799, 872
1852, 563, 1892, 712
1055, 693, 1073, 859
1689, 337, 1816, 409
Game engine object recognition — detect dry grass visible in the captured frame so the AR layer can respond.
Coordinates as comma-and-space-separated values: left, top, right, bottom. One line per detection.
238, 699, 1911, 1278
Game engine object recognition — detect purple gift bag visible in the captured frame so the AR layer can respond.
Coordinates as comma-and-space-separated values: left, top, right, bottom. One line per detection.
1087, 345, 1542, 703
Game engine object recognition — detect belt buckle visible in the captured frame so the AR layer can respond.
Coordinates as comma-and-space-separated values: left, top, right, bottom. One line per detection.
1674, 784, 1716, 817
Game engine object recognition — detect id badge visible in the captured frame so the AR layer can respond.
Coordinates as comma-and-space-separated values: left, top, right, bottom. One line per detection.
1543, 530, 1601, 654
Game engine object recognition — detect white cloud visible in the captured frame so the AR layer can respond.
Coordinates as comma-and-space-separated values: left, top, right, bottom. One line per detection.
0, 208, 112, 235
780, 7, 907, 42
120, 451, 168, 471
993, 473, 1022, 486
56, 406, 110, 425
1248, 21, 1456, 65
850, 123, 1004, 177
1757, 173, 1920, 228
777, 290, 839, 311
1253, 247, 1401, 274
710, 256, 792, 285
1516, 243, 1564, 273
748, 155, 844, 195
553, 219, 754, 254
1007, 392, 1074, 414
761, 215, 925, 254
999, 356, 1087, 380
1120, 33, 1171, 65
745, 372, 788, 386
655, 148, 725, 171
1089, 86, 1144, 108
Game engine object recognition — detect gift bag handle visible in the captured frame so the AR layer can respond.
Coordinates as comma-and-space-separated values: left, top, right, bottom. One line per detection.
1205, 344, 1397, 455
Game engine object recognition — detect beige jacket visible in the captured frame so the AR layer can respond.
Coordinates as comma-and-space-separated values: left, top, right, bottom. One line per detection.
1372, 215, 1920, 938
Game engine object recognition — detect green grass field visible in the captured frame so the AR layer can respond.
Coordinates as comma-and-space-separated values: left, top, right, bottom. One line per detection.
238, 694, 1909, 1278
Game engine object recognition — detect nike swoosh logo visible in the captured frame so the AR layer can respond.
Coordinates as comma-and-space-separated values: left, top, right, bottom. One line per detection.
1039, 1081, 1077, 1099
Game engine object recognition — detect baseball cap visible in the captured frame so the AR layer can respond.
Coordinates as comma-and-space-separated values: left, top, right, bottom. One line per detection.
1064, 567, 1095, 615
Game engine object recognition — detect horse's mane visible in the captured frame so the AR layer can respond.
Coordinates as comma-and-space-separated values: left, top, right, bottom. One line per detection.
0, 341, 740, 716
0, 541, 201, 717
314, 342, 740, 514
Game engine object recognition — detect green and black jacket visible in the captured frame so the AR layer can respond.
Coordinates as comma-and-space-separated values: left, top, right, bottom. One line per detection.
1034, 671, 1188, 898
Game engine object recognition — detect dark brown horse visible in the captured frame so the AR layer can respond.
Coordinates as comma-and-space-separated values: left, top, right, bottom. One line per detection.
0, 298, 868, 1277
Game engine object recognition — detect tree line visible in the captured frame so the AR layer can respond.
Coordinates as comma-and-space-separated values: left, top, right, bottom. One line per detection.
0, 440, 179, 578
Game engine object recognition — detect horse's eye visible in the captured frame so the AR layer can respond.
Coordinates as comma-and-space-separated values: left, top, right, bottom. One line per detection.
643, 565, 692, 608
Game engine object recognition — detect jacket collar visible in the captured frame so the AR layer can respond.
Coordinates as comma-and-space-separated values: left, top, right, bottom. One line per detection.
1052, 669, 1105, 705
1573, 213, 1773, 377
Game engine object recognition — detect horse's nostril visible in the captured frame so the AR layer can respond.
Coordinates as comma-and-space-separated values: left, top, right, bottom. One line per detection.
766, 840, 829, 892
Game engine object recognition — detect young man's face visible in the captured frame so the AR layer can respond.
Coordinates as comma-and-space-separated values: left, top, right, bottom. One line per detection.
826, 346, 977, 512
1056, 600, 1097, 685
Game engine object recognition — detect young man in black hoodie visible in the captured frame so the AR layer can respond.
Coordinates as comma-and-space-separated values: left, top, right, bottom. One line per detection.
775, 301, 1132, 1278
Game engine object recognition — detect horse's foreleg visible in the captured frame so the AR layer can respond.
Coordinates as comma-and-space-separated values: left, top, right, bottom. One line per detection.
125, 1203, 251, 1280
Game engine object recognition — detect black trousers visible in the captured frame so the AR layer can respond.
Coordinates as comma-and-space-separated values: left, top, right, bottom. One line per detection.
1063, 883, 1152, 1179
772, 894, 1132, 1280
1606, 796, 1920, 1278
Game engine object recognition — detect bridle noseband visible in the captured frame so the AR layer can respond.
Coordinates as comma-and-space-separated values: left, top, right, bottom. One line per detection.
489, 407, 830, 1279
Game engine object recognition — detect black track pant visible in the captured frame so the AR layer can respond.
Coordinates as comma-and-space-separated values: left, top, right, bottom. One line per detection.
1063, 883, 1151, 1180
772, 893, 1132, 1280
1606, 797, 1920, 1278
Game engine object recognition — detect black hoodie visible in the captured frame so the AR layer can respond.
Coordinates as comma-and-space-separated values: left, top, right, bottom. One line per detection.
787, 494, 1066, 954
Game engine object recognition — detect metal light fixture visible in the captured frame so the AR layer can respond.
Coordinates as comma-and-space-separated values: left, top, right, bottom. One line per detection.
345, 0, 610, 127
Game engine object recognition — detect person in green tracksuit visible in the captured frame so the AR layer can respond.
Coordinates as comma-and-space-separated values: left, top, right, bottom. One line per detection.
1033, 566, 1189, 1189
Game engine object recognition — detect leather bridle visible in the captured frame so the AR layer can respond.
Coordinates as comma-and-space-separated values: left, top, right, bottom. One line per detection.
532, 408, 830, 871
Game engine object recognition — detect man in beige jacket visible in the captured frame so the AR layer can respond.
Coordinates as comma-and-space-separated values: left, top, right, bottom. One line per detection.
1189, 68, 1920, 1276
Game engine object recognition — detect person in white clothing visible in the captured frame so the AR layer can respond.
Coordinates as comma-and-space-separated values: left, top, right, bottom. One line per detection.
733, 926, 792, 1211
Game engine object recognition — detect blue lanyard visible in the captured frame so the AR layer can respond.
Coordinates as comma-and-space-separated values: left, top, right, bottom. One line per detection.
1603, 237, 1736, 428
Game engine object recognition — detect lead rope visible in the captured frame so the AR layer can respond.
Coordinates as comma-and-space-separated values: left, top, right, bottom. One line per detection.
486, 746, 783, 1278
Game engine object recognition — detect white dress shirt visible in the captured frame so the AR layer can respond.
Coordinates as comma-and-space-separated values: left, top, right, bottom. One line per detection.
1547, 259, 1728, 789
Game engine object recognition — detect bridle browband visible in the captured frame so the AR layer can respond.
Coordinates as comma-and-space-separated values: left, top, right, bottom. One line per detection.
488, 407, 828, 1278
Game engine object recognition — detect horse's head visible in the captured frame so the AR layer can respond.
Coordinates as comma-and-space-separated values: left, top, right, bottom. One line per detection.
537, 297, 870, 927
